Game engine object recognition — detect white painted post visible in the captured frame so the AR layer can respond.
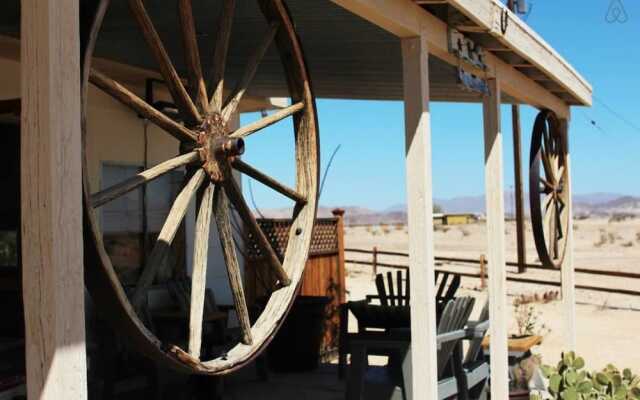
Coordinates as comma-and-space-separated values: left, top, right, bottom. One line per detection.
482, 78, 509, 399
402, 35, 439, 399
560, 116, 577, 350
21, 0, 88, 398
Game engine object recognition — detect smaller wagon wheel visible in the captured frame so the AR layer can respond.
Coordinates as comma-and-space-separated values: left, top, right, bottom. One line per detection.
529, 110, 569, 269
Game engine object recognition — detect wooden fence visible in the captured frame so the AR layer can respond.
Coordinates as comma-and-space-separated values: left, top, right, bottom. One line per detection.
345, 247, 640, 297
245, 210, 346, 358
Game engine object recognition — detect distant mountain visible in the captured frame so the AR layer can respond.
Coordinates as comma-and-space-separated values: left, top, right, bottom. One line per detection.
257, 193, 640, 225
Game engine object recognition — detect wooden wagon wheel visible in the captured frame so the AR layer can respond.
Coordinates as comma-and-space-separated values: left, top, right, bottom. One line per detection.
81, 0, 318, 375
529, 110, 568, 269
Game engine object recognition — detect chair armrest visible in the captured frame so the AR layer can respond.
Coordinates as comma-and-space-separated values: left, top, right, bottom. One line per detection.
465, 320, 489, 338
436, 329, 468, 349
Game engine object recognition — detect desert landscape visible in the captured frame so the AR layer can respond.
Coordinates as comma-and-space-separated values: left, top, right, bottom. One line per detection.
341, 213, 640, 371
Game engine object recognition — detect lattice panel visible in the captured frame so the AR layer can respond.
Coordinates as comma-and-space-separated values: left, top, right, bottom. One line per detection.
246, 218, 338, 260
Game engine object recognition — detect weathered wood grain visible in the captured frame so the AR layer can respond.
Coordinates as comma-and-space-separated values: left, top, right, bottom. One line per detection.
482, 77, 509, 400
209, 0, 236, 113
128, 0, 201, 125
223, 175, 290, 286
213, 186, 253, 345
132, 169, 206, 308
188, 183, 214, 358
21, 0, 88, 397
178, 0, 208, 113
229, 102, 304, 139
90, 69, 197, 142
231, 159, 306, 204
92, 151, 200, 208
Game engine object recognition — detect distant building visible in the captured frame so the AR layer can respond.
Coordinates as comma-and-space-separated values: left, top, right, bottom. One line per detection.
440, 213, 477, 226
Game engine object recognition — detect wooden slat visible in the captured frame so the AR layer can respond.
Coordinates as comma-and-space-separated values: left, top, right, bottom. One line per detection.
375, 274, 388, 306
188, 183, 214, 358
132, 169, 206, 307
221, 23, 278, 122
178, 0, 208, 113
483, 77, 509, 399
92, 151, 200, 208
128, 0, 201, 125
231, 159, 306, 204
90, 69, 197, 142
386, 271, 396, 306
21, 0, 88, 397
209, 0, 236, 113
229, 102, 304, 139
222, 176, 290, 286
213, 186, 253, 345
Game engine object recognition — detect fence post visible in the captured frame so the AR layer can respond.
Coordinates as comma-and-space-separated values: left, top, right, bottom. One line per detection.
480, 254, 487, 289
372, 246, 378, 279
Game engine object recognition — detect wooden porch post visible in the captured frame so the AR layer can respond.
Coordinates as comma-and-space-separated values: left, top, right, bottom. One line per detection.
560, 116, 577, 350
21, 0, 88, 398
402, 35, 438, 398
482, 78, 509, 399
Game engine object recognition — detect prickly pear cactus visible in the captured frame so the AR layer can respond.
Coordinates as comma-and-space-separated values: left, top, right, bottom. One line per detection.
534, 352, 640, 400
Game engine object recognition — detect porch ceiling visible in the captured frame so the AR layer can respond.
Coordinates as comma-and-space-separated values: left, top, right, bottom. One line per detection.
1, 0, 576, 105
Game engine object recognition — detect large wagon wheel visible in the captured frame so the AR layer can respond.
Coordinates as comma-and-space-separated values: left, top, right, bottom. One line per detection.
81, 0, 318, 375
529, 110, 568, 269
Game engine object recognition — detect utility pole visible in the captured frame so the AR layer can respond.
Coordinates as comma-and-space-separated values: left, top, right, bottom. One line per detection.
507, 0, 527, 274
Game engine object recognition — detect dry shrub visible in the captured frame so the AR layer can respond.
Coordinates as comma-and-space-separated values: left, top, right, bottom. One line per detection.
594, 231, 607, 248
435, 225, 450, 233
459, 227, 471, 237
636, 232, 640, 243
394, 223, 404, 231
382, 227, 391, 235
621, 241, 634, 248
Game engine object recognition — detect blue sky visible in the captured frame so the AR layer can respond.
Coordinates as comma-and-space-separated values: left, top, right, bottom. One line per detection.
242, 1, 640, 211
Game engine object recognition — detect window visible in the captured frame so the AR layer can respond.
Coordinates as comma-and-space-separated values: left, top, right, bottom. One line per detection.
101, 163, 185, 285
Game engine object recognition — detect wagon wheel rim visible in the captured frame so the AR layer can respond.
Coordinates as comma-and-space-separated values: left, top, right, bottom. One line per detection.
529, 110, 569, 269
81, 0, 318, 374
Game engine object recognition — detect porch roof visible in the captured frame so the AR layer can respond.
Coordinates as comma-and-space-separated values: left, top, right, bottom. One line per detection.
0, 0, 591, 113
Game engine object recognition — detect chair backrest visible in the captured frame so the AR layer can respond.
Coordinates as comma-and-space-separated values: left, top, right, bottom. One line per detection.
435, 272, 461, 304
464, 300, 489, 365
375, 270, 410, 307
437, 296, 476, 378
374, 271, 460, 308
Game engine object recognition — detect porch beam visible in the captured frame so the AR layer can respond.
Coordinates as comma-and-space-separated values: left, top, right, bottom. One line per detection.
402, 35, 438, 398
21, 0, 88, 398
560, 116, 577, 349
482, 78, 509, 399
330, 0, 571, 118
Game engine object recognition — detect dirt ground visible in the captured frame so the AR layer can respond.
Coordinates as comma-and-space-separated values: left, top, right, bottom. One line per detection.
343, 217, 640, 371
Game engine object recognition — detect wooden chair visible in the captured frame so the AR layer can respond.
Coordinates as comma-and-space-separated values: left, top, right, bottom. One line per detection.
365, 270, 460, 307
346, 297, 479, 400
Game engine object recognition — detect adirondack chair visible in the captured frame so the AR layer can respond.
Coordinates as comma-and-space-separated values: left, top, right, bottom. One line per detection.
366, 270, 460, 308
346, 297, 483, 400
338, 271, 462, 379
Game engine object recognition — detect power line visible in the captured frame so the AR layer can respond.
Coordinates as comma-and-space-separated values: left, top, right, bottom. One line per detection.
593, 95, 640, 135
579, 112, 608, 136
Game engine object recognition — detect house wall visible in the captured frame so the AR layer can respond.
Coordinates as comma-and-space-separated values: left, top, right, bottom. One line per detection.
0, 55, 242, 309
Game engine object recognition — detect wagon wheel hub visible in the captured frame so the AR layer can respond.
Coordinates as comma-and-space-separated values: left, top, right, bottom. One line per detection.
197, 113, 245, 182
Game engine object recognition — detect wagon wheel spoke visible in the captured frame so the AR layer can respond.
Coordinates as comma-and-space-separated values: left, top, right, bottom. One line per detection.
209, 0, 236, 113
212, 186, 253, 345
188, 183, 215, 358
545, 199, 557, 260
132, 169, 206, 308
540, 141, 555, 184
221, 23, 279, 122
539, 177, 554, 194
552, 201, 561, 258
229, 102, 305, 139
555, 200, 565, 241
92, 151, 200, 208
231, 159, 306, 204
222, 176, 291, 286
128, 0, 201, 125
90, 70, 197, 142
542, 192, 554, 212
178, 0, 208, 113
